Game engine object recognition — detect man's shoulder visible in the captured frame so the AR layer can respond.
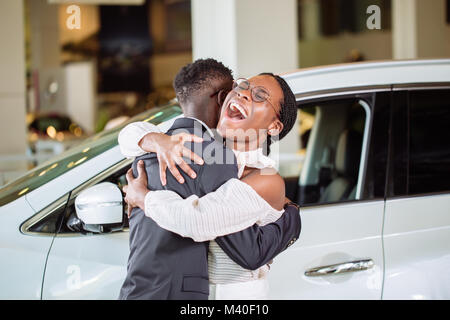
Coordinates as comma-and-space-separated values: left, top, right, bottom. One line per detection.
166, 118, 237, 167
166, 117, 205, 137
135, 152, 156, 161
185, 139, 237, 168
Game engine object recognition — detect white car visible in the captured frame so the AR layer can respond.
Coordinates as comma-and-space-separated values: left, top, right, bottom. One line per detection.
1, 59, 449, 300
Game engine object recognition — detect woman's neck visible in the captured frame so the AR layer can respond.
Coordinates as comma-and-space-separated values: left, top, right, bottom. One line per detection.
226, 139, 260, 152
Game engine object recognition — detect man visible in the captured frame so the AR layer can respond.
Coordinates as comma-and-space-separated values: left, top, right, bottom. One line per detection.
118, 59, 300, 300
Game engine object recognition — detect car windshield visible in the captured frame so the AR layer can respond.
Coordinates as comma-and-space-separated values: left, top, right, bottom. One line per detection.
0, 103, 182, 206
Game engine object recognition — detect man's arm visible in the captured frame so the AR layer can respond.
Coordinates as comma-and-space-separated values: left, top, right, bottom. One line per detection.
215, 203, 301, 270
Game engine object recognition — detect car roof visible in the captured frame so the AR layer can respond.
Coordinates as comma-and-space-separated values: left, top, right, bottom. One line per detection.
281, 59, 450, 97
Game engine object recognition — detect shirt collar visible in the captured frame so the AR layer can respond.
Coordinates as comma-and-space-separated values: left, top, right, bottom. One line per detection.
232, 148, 277, 178
185, 116, 215, 138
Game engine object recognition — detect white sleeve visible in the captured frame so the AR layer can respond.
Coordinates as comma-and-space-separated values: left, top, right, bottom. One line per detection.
118, 122, 162, 158
143, 178, 279, 242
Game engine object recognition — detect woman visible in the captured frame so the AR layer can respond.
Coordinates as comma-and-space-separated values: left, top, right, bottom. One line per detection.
123, 73, 297, 299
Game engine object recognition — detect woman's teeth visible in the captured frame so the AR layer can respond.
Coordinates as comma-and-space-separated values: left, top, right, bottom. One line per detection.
229, 102, 248, 119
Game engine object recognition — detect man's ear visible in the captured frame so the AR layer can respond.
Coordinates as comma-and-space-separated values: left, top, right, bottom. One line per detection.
268, 119, 283, 137
218, 89, 228, 106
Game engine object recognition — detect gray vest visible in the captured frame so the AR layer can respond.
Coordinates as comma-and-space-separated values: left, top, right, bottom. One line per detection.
119, 118, 238, 299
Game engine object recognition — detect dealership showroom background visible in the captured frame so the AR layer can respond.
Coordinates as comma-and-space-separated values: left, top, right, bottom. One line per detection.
0, 0, 450, 301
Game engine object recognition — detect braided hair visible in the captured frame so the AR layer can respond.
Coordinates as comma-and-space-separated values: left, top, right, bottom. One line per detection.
173, 58, 233, 105
259, 72, 297, 154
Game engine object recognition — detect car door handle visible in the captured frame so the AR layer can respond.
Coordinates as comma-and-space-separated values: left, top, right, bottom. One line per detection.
304, 259, 374, 277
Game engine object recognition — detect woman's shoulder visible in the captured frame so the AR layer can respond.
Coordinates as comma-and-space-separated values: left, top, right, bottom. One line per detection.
247, 167, 283, 182
243, 168, 285, 210
258, 168, 284, 185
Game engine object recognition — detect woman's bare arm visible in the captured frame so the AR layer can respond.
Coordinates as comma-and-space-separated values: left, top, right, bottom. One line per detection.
240, 168, 286, 211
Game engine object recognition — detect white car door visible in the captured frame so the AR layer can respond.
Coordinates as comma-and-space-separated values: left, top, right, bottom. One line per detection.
268, 91, 391, 299
0, 197, 53, 299
42, 230, 129, 299
0, 133, 126, 299
41, 160, 131, 299
382, 87, 450, 299
268, 201, 384, 299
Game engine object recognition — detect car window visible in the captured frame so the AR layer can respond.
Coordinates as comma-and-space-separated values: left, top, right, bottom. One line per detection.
361, 92, 390, 200
389, 90, 408, 197
0, 104, 182, 206
288, 97, 370, 206
409, 89, 450, 195
26, 162, 131, 235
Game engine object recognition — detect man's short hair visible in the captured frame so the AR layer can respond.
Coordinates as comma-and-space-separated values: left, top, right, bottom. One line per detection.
173, 58, 233, 105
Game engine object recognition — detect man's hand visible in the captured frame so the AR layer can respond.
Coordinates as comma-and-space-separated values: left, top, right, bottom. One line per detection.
123, 160, 150, 218
138, 132, 204, 186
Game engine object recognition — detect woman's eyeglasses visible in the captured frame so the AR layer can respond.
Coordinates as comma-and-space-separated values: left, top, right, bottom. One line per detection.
232, 78, 280, 119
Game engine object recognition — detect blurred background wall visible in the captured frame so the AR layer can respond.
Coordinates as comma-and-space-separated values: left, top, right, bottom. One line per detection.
0, 0, 28, 183
0, 0, 449, 185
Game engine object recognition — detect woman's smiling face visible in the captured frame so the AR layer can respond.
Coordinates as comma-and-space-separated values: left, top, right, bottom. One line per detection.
217, 74, 284, 147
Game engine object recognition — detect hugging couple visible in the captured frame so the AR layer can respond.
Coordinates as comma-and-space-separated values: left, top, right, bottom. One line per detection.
118, 58, 301, 300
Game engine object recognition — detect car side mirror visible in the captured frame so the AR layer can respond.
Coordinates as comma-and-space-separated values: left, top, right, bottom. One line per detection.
75, 182, 123, 231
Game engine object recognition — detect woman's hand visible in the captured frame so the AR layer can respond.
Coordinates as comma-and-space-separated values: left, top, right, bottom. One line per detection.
138, 132, 204, 186
123, 160, 150, 218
